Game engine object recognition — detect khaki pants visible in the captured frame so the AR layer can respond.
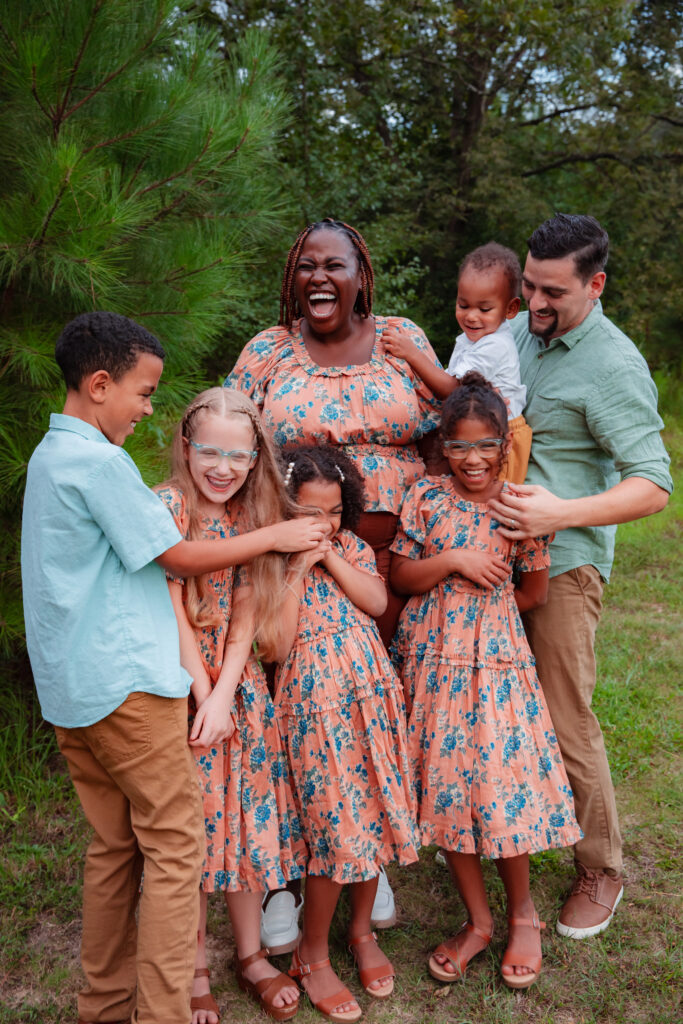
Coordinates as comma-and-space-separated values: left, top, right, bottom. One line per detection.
523, 566, 623, 875
501, 414, 533, 485
55, 692, 204, 1024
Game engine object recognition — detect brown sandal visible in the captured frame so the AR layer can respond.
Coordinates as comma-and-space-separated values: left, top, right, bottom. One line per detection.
428, 921, 493, 982
288, 945, 361, 1023
236, 948, 299, 1021
348, 931, 395, 998
501, 913, 546, 990
190, 967, 220, 1021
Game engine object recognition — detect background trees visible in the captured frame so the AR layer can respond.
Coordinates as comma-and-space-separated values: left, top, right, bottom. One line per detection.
1, 0, 681, 661
199, 0, 682, 361
0, 0, 290, 656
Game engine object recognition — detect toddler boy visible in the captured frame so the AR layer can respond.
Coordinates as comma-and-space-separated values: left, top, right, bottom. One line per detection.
384, 242, 532, 482
21, 311, 324, 1024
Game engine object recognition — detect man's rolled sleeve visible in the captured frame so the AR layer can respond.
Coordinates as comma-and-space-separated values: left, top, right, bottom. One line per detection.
585, 356, 673, 493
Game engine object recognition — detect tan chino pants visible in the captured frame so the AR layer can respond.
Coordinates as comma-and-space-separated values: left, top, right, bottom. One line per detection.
55, 691, 204, 1024
523, 566, 623, 876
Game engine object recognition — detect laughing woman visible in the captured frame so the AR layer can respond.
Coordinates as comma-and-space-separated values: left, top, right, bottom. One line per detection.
225, 218, 442, 650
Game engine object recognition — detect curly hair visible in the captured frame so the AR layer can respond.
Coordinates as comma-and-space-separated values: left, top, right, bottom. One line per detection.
55, 311, 165, 390
440, 371, 509, 442
280, 444, 365, 532
279, 218, 374, 327
157, 387, 295, 661
459, 242, 522, 300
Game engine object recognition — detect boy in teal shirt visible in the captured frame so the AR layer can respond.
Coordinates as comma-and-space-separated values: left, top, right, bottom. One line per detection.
21, 311, 324, 1024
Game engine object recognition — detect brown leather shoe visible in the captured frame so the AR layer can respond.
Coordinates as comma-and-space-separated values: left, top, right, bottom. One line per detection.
556, 865, 623, 939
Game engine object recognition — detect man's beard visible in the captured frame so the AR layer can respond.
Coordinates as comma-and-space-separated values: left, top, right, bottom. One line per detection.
528, 309, 558, 343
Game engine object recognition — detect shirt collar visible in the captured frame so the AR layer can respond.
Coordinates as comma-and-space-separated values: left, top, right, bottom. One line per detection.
49, 412, 112, 444
533, 299, 603, 351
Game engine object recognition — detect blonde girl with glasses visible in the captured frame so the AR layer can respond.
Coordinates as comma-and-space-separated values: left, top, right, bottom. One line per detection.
156, 388, 316, 1023
389, 372, 580, 991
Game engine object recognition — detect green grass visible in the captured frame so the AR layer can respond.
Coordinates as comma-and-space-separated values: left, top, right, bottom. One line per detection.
1, 421, 681, 1024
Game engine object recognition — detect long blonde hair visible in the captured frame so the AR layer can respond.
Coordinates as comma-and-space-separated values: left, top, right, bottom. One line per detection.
161, 387, 293, 661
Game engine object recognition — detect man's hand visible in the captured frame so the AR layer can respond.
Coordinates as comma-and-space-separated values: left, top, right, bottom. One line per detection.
489, 483, 565, 538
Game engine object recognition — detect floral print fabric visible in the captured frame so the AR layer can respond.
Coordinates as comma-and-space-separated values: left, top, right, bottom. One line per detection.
155, 485, 306, 891
390, 476, 581, 858
275, 530, 419, 881
225, 316, 442, 514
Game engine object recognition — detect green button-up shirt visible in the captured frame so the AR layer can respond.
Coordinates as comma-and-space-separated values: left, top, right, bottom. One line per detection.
510, 302, 672, 581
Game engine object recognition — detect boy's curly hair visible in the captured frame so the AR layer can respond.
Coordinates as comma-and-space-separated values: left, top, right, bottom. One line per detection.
280, 444, 365, 531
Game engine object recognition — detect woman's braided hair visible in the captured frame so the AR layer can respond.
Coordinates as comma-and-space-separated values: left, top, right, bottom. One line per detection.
279, 218, 375, 327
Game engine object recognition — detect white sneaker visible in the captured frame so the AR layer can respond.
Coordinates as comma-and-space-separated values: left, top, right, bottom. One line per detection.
260, 890, 302, 954
435, 849, 447, 867
370, 866, 397, 929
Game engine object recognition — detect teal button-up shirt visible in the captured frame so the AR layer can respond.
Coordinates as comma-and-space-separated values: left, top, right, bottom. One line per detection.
21, 414, 191, 727
511, 302, 672, 581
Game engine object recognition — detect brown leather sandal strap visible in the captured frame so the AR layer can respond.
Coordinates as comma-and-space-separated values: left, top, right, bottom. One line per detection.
464, 920, 494, 943
507, 915, 546, 930
238, 948, 270, 970
193, 967, 211, 978
288, 948, 331, 979
357, 961, 396, 987
316, 986, 358, 1017
348, 930, 378, 950
257, 970, 300, 1004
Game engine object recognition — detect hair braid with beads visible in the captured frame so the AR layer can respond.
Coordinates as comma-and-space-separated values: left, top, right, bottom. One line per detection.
279, 218, 375, 327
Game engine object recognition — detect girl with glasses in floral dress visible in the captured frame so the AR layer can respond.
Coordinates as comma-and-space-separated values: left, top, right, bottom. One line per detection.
389, 372, 581, 991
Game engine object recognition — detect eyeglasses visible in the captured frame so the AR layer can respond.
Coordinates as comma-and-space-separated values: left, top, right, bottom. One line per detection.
443, 438, 504, 459
187, 440, 258, 469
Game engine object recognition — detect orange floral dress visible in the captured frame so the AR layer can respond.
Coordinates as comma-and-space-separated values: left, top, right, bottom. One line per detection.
274, 530, 419, 882
156, 485, 307, 892
390, 476, 582, 858
225, 316, 442, 514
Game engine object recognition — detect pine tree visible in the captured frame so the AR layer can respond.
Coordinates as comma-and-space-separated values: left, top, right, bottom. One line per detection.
0, 0, 290, 661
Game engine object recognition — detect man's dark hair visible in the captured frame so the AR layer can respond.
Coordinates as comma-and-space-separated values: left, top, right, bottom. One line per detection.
527, 214, 609, 283
55, 311, 165, 390
459, 242, 522, 299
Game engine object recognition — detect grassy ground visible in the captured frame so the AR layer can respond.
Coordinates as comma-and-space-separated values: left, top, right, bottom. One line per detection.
1, 421, 680, 1024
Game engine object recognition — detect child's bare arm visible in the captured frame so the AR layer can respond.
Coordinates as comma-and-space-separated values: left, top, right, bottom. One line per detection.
189, 586, 255, 748
514, 567, 549, 614
383, 325, 457, 399
167, 580, 212, 706
157, 517, 327, 576
390, 548, 509, 594
321, 548, 388, 617
272, 542, 331, 663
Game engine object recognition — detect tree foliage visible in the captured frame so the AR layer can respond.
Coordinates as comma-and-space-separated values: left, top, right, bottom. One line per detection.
0, 0, 291, 657
199, 0, 682, 361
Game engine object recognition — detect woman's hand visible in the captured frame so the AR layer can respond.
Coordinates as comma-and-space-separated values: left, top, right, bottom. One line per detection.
189, 689, 236, 748
269, 516, 329, 552
449, 549, 510, 588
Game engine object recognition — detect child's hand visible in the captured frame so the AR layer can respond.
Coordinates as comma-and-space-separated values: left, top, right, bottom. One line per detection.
383, 325, 418, 363
189, 690, 236, 748
450, 549, 510, 588
291, 538, 332, 575
271, 516, 328, 552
